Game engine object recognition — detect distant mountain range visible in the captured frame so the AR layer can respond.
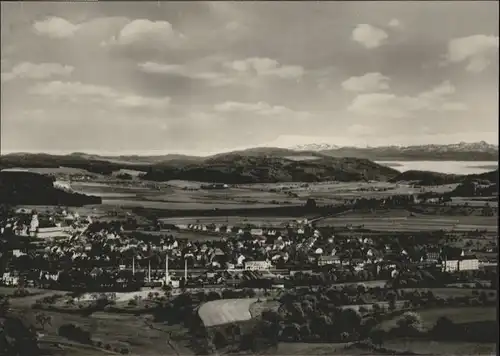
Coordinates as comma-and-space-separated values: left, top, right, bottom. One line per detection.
1, 142, 497, 184
291, 141, 498, 161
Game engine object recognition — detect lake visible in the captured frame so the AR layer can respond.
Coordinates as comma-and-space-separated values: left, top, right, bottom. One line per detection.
377, 161, 498, 175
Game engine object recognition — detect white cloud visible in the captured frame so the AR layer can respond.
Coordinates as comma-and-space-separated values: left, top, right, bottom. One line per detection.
214, 101, 311, 120
388, 19, 401, 28
347, 80, 467, 118
138, 61, 233, 86
1, 62, 74, 82
28, 81, 170, 109
223, 57, 304, 79
445, 34, 499, 72
341, 72, 390, 92
138, 57, 304, 87
103, 19, 185, 48
33, 17, 80, 38
352, 24, 388, 49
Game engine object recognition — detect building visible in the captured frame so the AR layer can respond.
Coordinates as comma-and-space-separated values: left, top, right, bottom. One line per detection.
35, 226, 69, 239
442, 257, 479, 272
250, 229, 263, 236
244, 260, 272, 271
317, 255, 341, 266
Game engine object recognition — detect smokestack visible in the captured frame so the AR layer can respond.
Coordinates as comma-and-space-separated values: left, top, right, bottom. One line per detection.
184, 258, 188, 280
165, 255, 169, 285
148, 259, 151, 283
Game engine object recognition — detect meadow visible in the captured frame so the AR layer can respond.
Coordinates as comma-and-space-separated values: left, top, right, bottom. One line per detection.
198, 298, 258, 327
316, 209, 498, 232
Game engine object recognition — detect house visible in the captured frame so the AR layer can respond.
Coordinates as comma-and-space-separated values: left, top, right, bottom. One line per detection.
244, 260, 272, 271
250, 229, 263, 236
2, 272, 19, 286
442, 255, 479, 272
317, 255, 341, 266
36, 226, 69, 239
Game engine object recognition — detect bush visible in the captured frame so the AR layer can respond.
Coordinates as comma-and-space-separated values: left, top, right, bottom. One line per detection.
120, 348, 130, 354
58, 323, 92, 344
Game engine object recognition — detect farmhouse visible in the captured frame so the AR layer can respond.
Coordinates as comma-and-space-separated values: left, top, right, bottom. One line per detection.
34, 226, 69, 239
442, 254, 480, 272
244, 260, 272, 270
317, 255, 341, 266
250, 228, 263, 236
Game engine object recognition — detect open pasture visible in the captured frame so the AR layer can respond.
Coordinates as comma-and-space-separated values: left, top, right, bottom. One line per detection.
159, 215, 295, 227
74, 180, 305, 210
379, 306, 496, 331
317, 210, 497, 231
101, 199, 287, 210
17, 309, 184, 356
450, 197, 498, 208
198, 298, 258, 327
382, 339, 496, 356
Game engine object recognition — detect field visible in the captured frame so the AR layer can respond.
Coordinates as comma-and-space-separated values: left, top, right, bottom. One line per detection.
198, 298, 258, 327
5, 290, 192, 356
379, 306, 496, 331
72, 181, 306, 210
316, 209, 498, 232
72, 180, 465, 212
382, 339, 496, 355
159, 216, 296, 227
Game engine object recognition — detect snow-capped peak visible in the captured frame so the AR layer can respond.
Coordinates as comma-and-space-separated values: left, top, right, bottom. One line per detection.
292, 143, 340, 151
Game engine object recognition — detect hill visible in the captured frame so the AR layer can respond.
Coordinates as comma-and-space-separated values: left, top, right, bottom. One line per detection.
293, 141, 498, 161
143, 155, 400, 183
390, 169, 498, 186
2, 150, 399, 183
0, 170, 101, 206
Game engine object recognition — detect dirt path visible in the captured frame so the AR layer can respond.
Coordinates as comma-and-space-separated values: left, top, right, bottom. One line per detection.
143, 320, 180, 356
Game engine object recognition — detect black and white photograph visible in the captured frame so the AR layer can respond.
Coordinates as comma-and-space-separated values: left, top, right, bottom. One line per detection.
0, 1, 498, 355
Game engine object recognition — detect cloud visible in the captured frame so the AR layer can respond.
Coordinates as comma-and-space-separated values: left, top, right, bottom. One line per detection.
445, 34, 499, 72
1, 62, 74, 82
341, 72, 390, 92
347, 80, 467, 118
28, 81, 171, 109
388, 19, 401, 28
223, 57, 304, 79
214, 101, 312, 120
33, 17, 80, 38
138, 57, 304, 87
352, 24, 388, 49
102, 19, 185, 48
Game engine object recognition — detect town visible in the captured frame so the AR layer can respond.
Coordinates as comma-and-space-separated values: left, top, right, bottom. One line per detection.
1, 1, 498, 356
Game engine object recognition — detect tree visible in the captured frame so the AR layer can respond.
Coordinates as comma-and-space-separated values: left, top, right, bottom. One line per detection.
35, 313, 52, 331
1, 316, 41, 356
396, 312, 423, 336
432, 316, 455, 339
305, 198, 317, 210
370, 329, 385, 348
213, 330, 227, 349
0, 295, 10, 317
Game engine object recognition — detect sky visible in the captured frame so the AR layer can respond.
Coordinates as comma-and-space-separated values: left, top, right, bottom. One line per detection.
1, 1, 498, 156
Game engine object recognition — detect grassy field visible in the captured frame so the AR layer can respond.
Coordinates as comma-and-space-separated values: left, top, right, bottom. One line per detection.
19, 309, 187, 356
317, 209, 497, 231
198, 298, 258, 327
379, 306, 496, 331
382, 339, 496, 355
72, 180, 306, 210
6, 290, 191, 356
159, 216, 296, 227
